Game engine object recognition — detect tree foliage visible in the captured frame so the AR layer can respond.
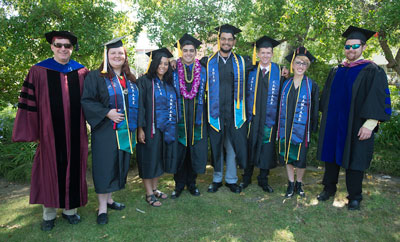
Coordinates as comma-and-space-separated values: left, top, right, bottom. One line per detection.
134, 0, 400, 85
0, 0, 139, 107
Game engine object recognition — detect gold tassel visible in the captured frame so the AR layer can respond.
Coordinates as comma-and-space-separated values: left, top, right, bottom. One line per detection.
252, 44, 257, 65
177, 40, 182, 58
290, 51, 295, 74
217, 27, 221, 51
101, 46, 107, 74
145, 51, 152, 74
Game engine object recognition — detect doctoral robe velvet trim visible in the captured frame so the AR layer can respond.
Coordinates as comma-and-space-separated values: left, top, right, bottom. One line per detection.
47, 69, 81, 208
153, 78, 177, 144
321, 63, 369, 165
207, 52, 246, 131
173, 63, 207, 146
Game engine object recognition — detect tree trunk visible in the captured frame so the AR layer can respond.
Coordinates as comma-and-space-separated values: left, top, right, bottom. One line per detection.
378, 30, 400, 75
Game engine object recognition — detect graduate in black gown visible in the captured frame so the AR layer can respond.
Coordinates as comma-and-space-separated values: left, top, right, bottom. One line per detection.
200, 24, 252, 194
81, 37, 138, 224
316, 26, 391, 210
278, 47, 319, 198
171, 34, 208, 198
137, 48, 178, 207
241, 36, 285, 193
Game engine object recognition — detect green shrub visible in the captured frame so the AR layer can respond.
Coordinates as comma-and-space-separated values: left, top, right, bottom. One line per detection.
0, 106, 36, 182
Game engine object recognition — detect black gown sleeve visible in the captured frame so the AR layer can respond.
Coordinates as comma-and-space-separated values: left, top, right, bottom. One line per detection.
200, 56, 208, 67
81, 70, 110, 129
243, 55, 253, 72
359, 64, 391, 122
138, 76, 148, 128
310, 80, 319, 133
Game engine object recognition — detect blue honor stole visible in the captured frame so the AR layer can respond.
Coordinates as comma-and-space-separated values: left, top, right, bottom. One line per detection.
278, 77, 312, 162
173, 63, 207, 146
152, 78, 177, 144
105, 75, 139, 153
247, 62, 280, 143
207, 52, 246, 131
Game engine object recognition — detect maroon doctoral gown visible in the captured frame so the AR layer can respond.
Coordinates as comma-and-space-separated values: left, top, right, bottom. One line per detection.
12, 58, 89, 209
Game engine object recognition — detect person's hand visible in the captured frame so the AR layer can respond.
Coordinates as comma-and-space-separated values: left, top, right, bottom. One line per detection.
138, 127, 145, 144
281, 66, 290, 78
106, 109, 125, 123
170, 59, 177, 70
358, 126, 372, 140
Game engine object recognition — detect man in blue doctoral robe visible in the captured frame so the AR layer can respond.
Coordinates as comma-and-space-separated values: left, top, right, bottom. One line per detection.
317, 26, 391, 210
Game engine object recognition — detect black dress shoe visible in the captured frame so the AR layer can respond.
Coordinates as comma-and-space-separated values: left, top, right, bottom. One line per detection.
225, 183, 242, 193
317, 190, 335, 201
97, 213, 108, 225
348, 200, 361, 210
285, 181, 295, 198
62, 213, 81, 224
259, 184, 274, 193
107, 202, 125, 210
189, 187, 200, 196
171, 189, 183, 199
295, 181, 305, 197
239, 182, 250, 189
41, 219, 55, 231
207, 182, 222, 193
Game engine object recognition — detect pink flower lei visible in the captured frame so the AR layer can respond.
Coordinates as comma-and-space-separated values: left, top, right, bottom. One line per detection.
177, 58, 201, 99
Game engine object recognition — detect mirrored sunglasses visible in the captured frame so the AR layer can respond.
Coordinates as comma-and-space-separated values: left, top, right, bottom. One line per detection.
344, 44, 361, 50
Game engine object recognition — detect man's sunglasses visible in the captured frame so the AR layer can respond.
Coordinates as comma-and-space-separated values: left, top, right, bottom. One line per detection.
344, 44, 361, 50
53, 43, 73, 49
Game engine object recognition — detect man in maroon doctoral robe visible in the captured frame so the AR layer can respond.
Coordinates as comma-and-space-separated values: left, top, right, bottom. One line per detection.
12, 31, 89, 231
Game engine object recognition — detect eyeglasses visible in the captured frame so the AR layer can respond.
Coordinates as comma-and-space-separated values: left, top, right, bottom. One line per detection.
220, 37, 234, 42
344, 44, 361, 50
294, 61, 308, 67
53, 43, 73, 49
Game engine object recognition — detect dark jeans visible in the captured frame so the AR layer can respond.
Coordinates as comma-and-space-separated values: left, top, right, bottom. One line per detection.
174, 149, 197, 190
322, 161, 364, 201
242, 164, 270, 186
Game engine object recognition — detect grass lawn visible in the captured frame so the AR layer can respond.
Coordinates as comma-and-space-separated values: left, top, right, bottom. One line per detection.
0, 166, 399, 242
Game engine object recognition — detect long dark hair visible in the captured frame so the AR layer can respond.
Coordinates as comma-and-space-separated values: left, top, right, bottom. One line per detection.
145, 54, 173, 85
98, 47, 136, 83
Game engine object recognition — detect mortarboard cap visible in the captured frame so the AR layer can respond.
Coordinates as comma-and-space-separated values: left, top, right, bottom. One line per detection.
174, 33, 202, 49
45, 31, 78, 51
255, 35, 280, 49
146, 47, 173, 58
145, 48, 173, 73
101, 36, 126, 74
285, 47, 316, 73
103, 36, 125, 49
215, 24, 242, 36
342, 25, 375, 42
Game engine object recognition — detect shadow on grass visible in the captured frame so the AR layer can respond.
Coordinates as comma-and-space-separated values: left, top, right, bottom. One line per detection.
1, 166, 399, 241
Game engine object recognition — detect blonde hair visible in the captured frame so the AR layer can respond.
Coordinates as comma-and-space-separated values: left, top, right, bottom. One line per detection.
294, 55, 311, 67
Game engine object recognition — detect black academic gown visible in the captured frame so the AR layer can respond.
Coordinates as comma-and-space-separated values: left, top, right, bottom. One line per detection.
81, 70, 132, 194
136, 75, 179, 179
176, 66, 208, 174
200, 54, 252, 172
278, 78, 319, 168
317, 63, 391, 171
247, 69, 283, 170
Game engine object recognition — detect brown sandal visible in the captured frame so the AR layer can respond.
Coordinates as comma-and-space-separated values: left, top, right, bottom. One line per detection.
145, 194, 161, 207
153, 189, 168, 199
